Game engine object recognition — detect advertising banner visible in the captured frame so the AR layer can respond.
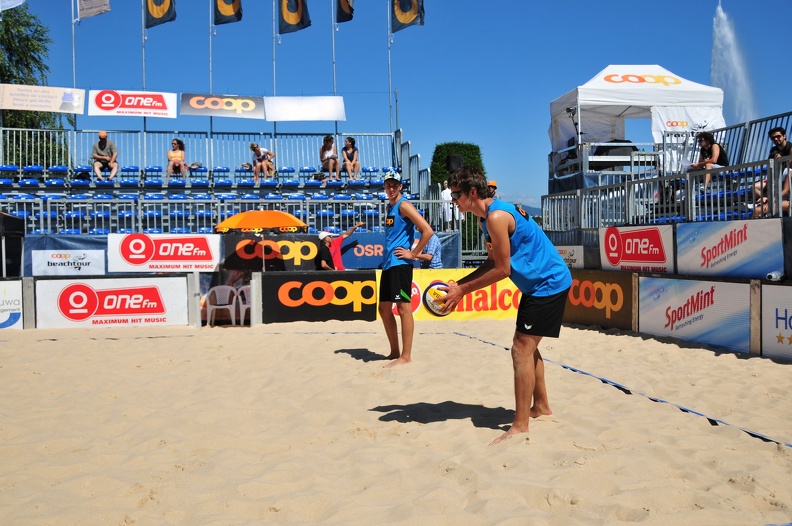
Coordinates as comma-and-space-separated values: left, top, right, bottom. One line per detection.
0, 84, 85, 114
36, 277, 188, 329
639, 277, 750, 353
761, 284, 792, 360
88, 89, 178, 118
261, 270, 377, 323
108, 233, 221, 272
600, 225, 675, 273
556, 245, 585, 269
564, 269, 632, 330
405, 269, 521, 322
676, 219, 784, 279
180, 92, 265, 120
0, 280, 23, 330
32, 250, 105, 276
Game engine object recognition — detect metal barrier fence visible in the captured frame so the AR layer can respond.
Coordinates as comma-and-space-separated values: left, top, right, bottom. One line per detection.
542, 157, 789, 230
1, 196, 459, 236
1, 128, 398, 181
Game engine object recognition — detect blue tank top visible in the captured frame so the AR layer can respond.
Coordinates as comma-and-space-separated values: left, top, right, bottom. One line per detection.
481, 200, 572, 296
383, 197, 414, 270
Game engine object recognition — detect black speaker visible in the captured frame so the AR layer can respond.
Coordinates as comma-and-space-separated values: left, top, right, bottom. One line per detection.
446, 154, 463, 172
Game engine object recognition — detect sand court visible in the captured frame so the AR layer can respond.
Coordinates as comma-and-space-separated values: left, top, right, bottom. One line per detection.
1, 319, 791, 524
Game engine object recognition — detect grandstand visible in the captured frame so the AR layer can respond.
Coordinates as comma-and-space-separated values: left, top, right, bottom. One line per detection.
0, 128, 445, 236
543, 110, 792, 232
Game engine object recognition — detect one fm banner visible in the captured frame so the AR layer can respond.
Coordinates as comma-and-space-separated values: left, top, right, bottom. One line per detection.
600, 225, 675, 273
35, 277, 188, 329
761, 284, 792, 361
88, 89, 178, 118
108, 233, 221, 272
676, 219, 784, 279
0, 280, 23, 330
638, 277, 750, 353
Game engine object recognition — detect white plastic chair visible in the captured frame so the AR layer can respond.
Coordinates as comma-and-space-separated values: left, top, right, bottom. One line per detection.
206, 285, 237, 326
237, 285, 251, 325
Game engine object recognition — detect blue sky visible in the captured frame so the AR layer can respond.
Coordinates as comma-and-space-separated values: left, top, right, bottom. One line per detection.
23, 1, 792, 207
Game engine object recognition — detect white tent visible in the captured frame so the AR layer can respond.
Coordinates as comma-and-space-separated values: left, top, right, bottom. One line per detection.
548, 65, 726, 152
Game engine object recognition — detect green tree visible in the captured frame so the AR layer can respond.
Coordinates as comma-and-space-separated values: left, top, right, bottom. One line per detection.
0, 4, 61, 130
429, 142, 485, 185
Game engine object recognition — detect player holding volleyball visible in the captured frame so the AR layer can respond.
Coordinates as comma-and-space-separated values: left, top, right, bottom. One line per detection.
440, 166, 572, 445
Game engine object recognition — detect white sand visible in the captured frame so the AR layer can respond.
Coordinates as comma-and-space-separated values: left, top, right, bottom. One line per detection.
1, 319, 790, 525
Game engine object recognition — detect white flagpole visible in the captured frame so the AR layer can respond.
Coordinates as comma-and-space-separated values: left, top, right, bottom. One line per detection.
331, 0, 338, 139
71, 0, 78, 132
141, 0, 147, 140
387, 0, 393, 133
209, 0, 214, 155
272, 0, 277, 148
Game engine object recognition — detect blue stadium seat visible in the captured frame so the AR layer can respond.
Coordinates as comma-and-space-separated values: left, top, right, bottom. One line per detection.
143, 193, 165, 200
143, 228, 163, 234
0, 165, 19, 177
259, 178, 278, 189
168, 193, 191, 201
17, 178, 41, 188
197, 227, 215, 234
59, 228, 82, 235
279, 166, 295, 175
92, 193, 115, 200
237, 178, 256, 188
115, 228, 136, 234
167, 178, 187, 188
215, 192, 238, 201
170, 227, 192, 234
22, 165, 44, 178
190, 178, 211, 189
95, 178, 116, 189
47, 165, 70, 178
347, 179, 367, 189
0, 179, 14, 188
332, 193, 352, 201
88, 228, 110, 235
44, 178, 67, 189
326, 180, 344, 190
303, 179, 322, 190
117, 193, 138, 201
214, 177, 234, 188
280, 178, 301, 191
119, 177, 140, 188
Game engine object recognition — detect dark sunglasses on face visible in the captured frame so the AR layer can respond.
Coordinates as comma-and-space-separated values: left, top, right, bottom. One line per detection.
450, 191, 463, 200
771, 135, 784, 140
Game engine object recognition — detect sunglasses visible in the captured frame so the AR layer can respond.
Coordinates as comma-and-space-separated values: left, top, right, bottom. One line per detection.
771, 135, 784, 140
450, 191, 463, 200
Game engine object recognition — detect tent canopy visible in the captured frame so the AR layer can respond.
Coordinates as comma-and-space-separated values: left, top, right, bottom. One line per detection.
549, 65, 725, 152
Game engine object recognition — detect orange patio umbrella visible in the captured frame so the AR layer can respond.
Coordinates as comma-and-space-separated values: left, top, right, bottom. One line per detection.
214, 210, 308, 234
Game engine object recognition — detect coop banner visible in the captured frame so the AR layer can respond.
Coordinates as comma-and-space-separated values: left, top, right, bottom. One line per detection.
600, 225, 675, 273
35, 277, 188, 329
262, 270, 377, 323
676, 219, 783, 279
108, 233, 221, 272
639, 277, 750, 353
563, 269, 633, 330
0, 84, 85, 114
180, 92, 265, 120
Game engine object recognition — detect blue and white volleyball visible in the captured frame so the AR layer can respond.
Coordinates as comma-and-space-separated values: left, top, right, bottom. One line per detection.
422, 282, 450, 317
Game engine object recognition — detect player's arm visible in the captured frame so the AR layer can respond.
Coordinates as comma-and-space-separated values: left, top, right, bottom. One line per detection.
395, 202, 433, 259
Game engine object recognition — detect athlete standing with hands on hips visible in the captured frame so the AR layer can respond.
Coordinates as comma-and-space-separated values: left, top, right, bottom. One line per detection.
440, 166, 572, 445
379, 171, 434, 368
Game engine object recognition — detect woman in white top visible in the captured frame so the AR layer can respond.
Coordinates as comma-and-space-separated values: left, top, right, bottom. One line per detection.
250, 142, 275, 184
319, 135, 341, 181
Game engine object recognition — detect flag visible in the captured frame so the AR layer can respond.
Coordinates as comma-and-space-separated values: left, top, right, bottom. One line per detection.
337, 0, 353, 24
145, 0, 176, 29
279, 0, 310, 35
391, 0, 423, 33
0, 0, 25, 12
214, 0, 242, 25
78, 0, 111, 18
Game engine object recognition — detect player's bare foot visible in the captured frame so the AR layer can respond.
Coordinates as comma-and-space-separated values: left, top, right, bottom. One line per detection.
384, 357, 411, 368
384, 352, 400, 360
530, 405, 552, 418
489, 425, 528, 446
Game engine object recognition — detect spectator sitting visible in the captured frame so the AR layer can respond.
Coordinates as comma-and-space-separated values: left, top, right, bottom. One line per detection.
319, 135, 341, 182
92, 130, 119, 181
488, 179, 500, 199
688, 131, 728, 191
754, 127, 792, 206
250, 143, 275, 184
166, 138, 188, 184
412, 232, 443, 269
341, 137, 361, 180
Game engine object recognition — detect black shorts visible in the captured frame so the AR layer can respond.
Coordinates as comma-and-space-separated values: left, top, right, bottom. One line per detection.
379, 264, 413, 303
515, 287, 570, 337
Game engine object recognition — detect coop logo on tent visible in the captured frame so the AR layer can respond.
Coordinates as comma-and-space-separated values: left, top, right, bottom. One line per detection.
119, 234, 214, 265
604, 74, 681, 86
604, 227, 666, 266
57, 283, 165, 322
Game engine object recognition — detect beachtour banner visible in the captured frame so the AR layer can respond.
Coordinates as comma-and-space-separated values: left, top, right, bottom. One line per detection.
0, 84, 85, 114
88, 89, 178, 118
760, 284, 792, 360
638, 277, 750, 353
556, 245, 585, 269
0, 280, 23, 330
600, 225, 675, 273
676, 219, 784, 279
35, 277, 188, 329
32, 249, 106, 276
107, 233, 221, 272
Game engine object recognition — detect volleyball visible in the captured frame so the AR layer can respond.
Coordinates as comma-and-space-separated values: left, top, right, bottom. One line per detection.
422, 282, 450, 317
